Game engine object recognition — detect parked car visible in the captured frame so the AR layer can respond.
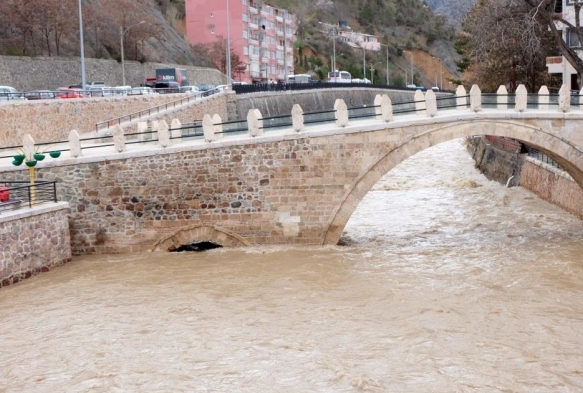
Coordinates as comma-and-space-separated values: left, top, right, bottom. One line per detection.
57, 87, 84, 99
24, 90, 57, 100
154, 81, 181, 94
180, 85, 200, 93
0, 86, 25, 101
197, 84, 216, 96
88, 86, 115, 97
129, 86, 157, 96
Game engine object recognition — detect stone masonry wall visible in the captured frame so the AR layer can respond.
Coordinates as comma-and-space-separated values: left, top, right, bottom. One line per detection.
0, 93, 229, 147
5, 130, 397, 254
468, 136, 583, 219
0, 203, 72, 288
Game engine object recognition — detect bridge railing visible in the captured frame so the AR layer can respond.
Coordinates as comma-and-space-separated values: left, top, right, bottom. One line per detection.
94, 90, 211, 134
2, 84, 580, 166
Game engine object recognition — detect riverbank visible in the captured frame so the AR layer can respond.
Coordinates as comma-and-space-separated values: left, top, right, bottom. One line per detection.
466, 135, 583, 219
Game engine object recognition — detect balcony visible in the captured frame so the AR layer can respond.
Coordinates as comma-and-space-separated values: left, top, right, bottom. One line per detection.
277, 30, 284, 37
276, 15, 283, 22
249, 22, 258, 30
546, 56, 564, 73
249, 6, 258, 14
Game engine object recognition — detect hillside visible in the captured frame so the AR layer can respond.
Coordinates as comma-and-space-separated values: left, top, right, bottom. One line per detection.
0, 0, 471, 89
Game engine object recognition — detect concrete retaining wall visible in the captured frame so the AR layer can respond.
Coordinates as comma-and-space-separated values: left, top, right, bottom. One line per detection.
0, 55, 225, 92
0, 202, 72, 288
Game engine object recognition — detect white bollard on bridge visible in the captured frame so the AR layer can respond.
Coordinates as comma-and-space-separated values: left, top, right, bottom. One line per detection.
538, 86, 550, 111
247, 109, 264, 137
202, 114, 216, 142
334, 99, 349, 127
425, 89, 437, 117
559, 84, 570, 113
157, 120, 170, 148
291, 104, 304, 132
496, 85, 508, 110
470, 85, 482, 112
112, 125, 126, 152
69, 130, 82, 157
515, 84, 528, 112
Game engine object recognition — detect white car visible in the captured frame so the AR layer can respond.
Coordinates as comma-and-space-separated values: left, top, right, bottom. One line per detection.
0, 86, 25, 101
129, 87, 157, 96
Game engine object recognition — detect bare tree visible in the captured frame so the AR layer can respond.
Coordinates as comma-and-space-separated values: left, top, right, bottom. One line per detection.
461, 0, 555, 91
191, 36, 245, 78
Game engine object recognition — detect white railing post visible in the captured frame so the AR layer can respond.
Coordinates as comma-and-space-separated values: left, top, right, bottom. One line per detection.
455, 85, 467, 109
112, 124, 126, 152
380, 94, 393, 122
470, 84, 482, 112
291, 104, 304, 132
538, 85, 549, 111
559, 84, 570, 113
334, 99, 349, 127
425, 89, 437, 117
157, 120, 170, 147
247, 109, 264, 137
202, 114, 216, 142
515, 84, 527, 112
69, 130, 82, 157
496, 85, 508, 110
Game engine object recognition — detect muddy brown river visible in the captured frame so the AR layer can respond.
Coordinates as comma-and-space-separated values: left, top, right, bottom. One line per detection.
1, 139, 582, 392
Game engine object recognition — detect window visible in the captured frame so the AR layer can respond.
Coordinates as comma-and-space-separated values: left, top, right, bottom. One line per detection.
242, 13, 248, 22
568, 28, 581, 48
243, 46, 249, 55
241, 0, 247, 5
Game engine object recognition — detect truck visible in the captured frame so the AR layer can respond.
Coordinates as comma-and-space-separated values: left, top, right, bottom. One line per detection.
155, 68, 188, 87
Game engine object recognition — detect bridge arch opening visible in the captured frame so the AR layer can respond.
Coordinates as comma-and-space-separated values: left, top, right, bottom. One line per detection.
151, 224, 251, 252
323, 119, 583, 245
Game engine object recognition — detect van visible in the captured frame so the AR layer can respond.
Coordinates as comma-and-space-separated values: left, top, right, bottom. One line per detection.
286, 74, 313, 84
327, 70, 351, 83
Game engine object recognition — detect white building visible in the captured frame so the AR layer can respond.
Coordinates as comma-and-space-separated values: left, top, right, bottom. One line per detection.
546, 0, 582, 89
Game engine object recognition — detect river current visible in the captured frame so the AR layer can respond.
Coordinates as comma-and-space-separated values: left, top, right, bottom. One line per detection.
1, 139, 582, 392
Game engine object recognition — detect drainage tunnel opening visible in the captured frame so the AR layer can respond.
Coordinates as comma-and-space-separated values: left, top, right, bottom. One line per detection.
170, 241, 224, 252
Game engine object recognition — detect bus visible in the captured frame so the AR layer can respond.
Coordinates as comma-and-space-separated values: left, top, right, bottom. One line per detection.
286, 74, 313, 84
327, 70, 352, 83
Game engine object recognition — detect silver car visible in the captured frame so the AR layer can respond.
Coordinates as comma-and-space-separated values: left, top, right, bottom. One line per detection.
0, 86, 25, 101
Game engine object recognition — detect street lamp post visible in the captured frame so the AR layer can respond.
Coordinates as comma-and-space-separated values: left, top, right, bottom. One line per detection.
120, 21, 145, 86
362, 46, 366, 80
226, 0, 232, 85
403, 50, 413, 85
380, 43, 389, 85
319, 22, 338, 82
78, 0, 86, 91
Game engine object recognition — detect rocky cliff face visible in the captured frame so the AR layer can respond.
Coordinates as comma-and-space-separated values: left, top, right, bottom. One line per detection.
426, 0, 477, 26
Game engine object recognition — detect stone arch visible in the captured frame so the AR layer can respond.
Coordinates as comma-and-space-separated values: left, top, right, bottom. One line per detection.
322, 119, 583, 245
151, 224, 251, 252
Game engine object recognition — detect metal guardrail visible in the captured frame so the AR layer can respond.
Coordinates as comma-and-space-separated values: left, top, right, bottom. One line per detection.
231, 81, 454, 95
526, 146, 563, 169
0, 181, 58, 213
94, 89, 222, 133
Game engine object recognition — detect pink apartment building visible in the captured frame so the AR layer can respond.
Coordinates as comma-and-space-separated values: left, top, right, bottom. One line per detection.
185, 0, 295, 83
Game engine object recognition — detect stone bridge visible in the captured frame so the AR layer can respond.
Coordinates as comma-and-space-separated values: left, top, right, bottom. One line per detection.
1, 84, 583, 254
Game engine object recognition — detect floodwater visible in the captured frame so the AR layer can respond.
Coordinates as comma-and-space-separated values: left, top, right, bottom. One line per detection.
1, 139, 582, 393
